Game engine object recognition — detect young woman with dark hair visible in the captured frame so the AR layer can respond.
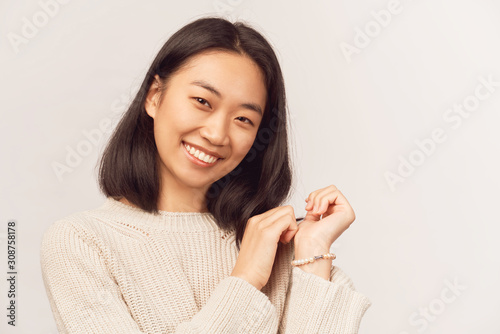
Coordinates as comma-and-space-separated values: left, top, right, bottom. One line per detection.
40, 16, 371, 333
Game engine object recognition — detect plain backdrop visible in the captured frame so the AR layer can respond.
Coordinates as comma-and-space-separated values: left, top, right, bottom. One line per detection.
1, 0, 499, 333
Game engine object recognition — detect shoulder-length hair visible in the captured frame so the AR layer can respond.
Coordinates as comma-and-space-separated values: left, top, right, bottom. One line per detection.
98, 16, 294, 250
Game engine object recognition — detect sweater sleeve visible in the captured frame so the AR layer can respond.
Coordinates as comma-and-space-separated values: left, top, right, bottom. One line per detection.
278, 264, 372, 333
40, 221, 278, 334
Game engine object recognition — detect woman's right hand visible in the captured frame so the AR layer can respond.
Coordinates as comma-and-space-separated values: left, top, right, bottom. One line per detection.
230, 205, 298, 290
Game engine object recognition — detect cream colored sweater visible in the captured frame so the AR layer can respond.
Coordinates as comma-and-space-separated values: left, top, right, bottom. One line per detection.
40, 197, 371, 333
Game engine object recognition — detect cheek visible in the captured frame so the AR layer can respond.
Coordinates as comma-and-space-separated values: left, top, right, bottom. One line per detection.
154, 105, 191, 136
234, 133, 258, 156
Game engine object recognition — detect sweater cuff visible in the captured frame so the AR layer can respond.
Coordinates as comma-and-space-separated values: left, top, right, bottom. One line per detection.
330, 265, 357, 289
287, 266, 371, 331
176, 275, 278, 333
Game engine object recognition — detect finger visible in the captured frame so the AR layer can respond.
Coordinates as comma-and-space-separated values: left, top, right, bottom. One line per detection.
279, 217, 298, 244
304, 209, 321, 222
306, 185, 338, 213
261, 207, 296, 241
305, 191, 320, 210
304, 189, 320, 208
305, 185, 337, 211
249, 205, 287, 226
317, 188, 342, 214
280, 228, 297, 244
256, 206, 296, 234
318, 190, 355, 223
311, 187, 336, 214
316, 189, 345, 214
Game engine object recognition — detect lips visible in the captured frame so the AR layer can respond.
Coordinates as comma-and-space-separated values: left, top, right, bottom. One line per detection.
182, 142, 221, 167
182, 141, 224, 159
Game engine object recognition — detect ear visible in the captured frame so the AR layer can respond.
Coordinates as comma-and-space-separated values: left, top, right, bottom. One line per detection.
144, 74, 162, 119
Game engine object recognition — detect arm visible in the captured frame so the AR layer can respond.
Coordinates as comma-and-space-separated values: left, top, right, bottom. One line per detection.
40, 220, 279, 334
278, 242, 371, 333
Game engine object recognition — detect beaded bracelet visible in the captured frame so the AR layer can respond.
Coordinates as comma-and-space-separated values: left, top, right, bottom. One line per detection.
291, 252, 336, 267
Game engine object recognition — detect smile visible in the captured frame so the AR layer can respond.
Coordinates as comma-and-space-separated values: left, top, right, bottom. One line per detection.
183, 142, 220, 165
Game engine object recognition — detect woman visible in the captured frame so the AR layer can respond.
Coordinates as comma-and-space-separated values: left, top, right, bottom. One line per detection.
40, 16, 371, 333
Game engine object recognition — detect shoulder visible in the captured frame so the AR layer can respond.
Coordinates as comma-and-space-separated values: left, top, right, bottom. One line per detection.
40, 208, 103, 255
42, 202, 108, 235
40, 201, 150, 258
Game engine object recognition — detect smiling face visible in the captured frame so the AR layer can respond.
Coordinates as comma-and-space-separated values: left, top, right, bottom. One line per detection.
144, 50, 267, 210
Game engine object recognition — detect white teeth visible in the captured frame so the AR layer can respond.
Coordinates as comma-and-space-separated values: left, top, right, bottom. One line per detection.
184, 143, 218, 163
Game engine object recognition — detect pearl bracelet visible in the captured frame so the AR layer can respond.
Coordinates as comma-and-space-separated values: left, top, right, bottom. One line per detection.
291, 252, 336, 267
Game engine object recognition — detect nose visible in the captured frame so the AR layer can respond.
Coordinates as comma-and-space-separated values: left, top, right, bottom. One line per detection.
200, 111, 230, 146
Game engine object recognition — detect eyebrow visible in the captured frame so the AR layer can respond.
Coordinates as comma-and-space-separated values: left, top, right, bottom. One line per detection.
190, 80, 263, 116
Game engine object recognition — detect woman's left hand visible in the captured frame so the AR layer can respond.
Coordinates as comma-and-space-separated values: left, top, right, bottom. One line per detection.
292, 184, 356, 251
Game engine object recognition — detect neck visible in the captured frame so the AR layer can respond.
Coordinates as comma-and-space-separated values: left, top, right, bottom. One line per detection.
155, 165, 213, 212
157, 188, 209, 212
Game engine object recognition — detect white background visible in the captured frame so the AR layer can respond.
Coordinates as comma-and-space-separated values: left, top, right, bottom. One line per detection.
1, 0, 499, 333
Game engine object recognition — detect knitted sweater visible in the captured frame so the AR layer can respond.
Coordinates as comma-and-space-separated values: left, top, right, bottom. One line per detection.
40, 197, 371, 333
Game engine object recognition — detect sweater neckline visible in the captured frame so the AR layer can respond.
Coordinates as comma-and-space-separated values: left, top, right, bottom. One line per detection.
110, 196, 214, 216
94, 197, 224, 232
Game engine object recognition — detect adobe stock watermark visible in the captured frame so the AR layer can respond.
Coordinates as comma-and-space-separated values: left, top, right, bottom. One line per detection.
51, 85, 139, 182
213, 0, 243, 15
385, 74, 499, 192
7, 0, 73, 55
398, 276, 466, 333
339, 0, 405, 64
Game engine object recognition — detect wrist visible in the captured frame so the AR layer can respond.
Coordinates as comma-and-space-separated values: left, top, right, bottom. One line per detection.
293, 242, 333, 281
230, 270, 263, 291
294, 238, 331, 257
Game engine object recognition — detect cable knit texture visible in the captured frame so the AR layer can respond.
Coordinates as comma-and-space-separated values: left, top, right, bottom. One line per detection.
40, 197, 371, 333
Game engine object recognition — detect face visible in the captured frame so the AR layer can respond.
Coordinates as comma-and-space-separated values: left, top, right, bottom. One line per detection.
144, 50, 267, 195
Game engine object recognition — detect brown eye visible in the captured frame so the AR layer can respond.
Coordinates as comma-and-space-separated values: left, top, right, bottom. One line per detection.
236, 116, 253, 125
194, 97, 211, 108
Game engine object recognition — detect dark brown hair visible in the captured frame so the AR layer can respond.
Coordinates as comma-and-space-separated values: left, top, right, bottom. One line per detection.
98, 16, 294, 250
